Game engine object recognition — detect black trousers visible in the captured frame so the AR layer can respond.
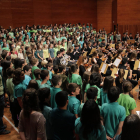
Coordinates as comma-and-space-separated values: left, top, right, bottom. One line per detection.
13, 98, 21, 127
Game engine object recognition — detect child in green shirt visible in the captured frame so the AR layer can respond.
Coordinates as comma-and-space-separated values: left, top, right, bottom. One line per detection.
31, 58, 39, 79
34, 69, 41, 87
40, 70, 50, 89
117, 80, 136, 116
101, 86, 126, 139
79, 87, 101, 116
46, 63, 53, 86
67, 83, 81, 118
50, 75, 62, 108
67, 64, 82, 89
85, 72, 101, 105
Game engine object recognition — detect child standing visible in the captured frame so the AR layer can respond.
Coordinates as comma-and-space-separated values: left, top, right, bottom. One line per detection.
67, 64, 82, 89
101, 87, 126, 140
50, 75, 62, 108
38, 88, 53, 139
23, 65, 31, 87
67, 83, 80, 118
40, 70, 50, 89
13, 68, 27, 127
85, 72, 101, 104
31, 58, 39, 79
100, 76, 114, 105
46, 63, 53, 86
117, 81, 136, 116
6, 68, 14, 120
34, 69, 41, 87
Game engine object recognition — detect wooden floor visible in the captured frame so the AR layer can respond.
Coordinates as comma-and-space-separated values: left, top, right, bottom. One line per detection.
1, 85, 140, 140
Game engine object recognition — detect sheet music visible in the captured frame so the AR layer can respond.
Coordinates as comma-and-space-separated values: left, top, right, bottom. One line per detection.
113, 58, 121, 67
101, 63, 106, 73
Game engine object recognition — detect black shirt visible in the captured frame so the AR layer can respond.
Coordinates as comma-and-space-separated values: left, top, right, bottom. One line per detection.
79, 65, 85, 79
122, 36, 127, 41
128, 61, 135, 70
53, 57, 60, 66
97, 59, 102, 67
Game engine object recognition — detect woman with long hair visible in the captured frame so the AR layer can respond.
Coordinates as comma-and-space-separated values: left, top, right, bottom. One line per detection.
77, 56, 87, 79
38, 88, 53, 139
13, 68, 26, 127
115, 69, 125, 93
19, 88, 47, 140
100, 76, 114, 105
82, 71, 91, 102
75, 99, 106, 140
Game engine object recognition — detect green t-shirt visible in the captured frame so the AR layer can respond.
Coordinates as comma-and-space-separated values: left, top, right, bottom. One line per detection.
75, 118, 106, 140
14, 82, 27, 98
50, 87, 61, 109
101, 102, 126, 138
55, 38, 61, 43
32, 66, 39, 79
85, 84, 100, 103
117, 94, 136, 116
100, 88, 110, 106
53, 47, 59, 57
67, 74, 82, 88
39, 83, 50, 89
68, 96, 80, 115
6, 78, 14, 102
2, 47, 9, 51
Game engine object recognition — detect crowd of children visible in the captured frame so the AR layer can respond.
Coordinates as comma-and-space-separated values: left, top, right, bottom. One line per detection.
0, 23, 140, 140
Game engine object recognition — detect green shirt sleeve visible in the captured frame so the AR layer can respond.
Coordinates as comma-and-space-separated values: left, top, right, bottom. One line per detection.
16, 87, 25, 97
130, 99, 136, 111
120, 107, 126, 122
73, 102, 80, 114
77, 76, 82, 88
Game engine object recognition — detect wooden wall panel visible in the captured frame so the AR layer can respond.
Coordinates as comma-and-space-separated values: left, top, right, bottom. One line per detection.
97, 0, 112, 33
0, 0, 97, 29
11, 0, 34, 28
33, 0, 52, 26
112, 0, 117, 32
0, 0, 13, 28
50, 0, 97, 27
117, 0, 140, 38
117, 0, 140, 25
